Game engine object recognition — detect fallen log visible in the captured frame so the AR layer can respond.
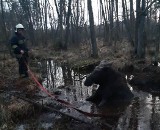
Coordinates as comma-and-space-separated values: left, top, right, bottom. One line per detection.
16, 95, 113, 129
16, 94, 93, 123
0, 90, 113, 129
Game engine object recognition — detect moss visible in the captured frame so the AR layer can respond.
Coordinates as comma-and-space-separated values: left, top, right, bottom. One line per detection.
71, 59, 100, 71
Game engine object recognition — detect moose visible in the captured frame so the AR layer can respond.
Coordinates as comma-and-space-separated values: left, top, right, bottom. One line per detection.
84, 60, 134, 107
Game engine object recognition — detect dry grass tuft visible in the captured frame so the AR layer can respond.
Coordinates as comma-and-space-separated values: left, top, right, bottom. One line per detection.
14, 78, 38, 95
7, 98, 35, 122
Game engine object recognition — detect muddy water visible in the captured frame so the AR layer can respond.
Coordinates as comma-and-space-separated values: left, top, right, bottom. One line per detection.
17, 60, 160, 130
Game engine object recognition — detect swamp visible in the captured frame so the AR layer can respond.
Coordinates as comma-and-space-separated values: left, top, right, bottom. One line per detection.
1, 1, 160, 129
0, 41, 160, 130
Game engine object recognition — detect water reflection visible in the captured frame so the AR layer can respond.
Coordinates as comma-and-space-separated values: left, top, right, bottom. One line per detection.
39, 60, 94, 101
40, 60, 64, 89
39, 60, 160, 130
116, 91, 160, 130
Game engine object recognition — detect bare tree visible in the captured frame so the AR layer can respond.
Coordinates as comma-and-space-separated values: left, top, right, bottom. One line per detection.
137, 0, 146, 58
130, 0, 135, 39
0, 0, 8, 41
122, 0, 134, 45
1, 0, 160, 59
100, 0, 109, 42
19, 0, 35, 45
64, 0, 72, 50
44, 0, 48, 45
87, 0, 98, 58
115, 0, 120, 41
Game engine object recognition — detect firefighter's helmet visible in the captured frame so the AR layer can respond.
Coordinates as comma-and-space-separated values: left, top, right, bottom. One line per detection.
15, 24, 24, 32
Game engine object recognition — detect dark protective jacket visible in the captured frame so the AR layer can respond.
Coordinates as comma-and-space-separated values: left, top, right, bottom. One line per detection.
10, 33, 28, 54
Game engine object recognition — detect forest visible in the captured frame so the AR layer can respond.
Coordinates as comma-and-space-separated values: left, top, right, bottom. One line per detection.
0, 0, 160, 130
0, 0, 159, 58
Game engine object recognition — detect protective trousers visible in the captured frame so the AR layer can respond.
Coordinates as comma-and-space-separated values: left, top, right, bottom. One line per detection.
17, 54, 28, 77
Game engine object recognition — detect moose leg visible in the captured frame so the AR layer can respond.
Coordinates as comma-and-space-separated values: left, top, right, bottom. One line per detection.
86, 86, 103, 103
98, 87, 113, 107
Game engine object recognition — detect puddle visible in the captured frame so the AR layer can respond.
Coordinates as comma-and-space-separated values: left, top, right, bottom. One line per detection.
36, 60, 160, 129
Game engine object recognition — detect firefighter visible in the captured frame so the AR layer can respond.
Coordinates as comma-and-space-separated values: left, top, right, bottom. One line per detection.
10, 23, 29, 78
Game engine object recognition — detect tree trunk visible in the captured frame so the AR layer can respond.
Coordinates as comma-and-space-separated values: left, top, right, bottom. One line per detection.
87, 0, 98, 58
135, 0, 140, 54
153, 11, 159, 65
0, 0, 8, 41
108, 0, 113, 43
59, 0, 64, 49
137, 0, 146, 58
115, 0, 120, 41
44, 0, 48, 45
122, 0, 134, 45
130, 0, 135, 40
76, 0, 79, 43
100, 0, 109, 42
64, 0, 72, 50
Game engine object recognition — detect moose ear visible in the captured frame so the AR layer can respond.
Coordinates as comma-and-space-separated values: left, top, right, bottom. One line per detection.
94, 60, 112, 70
106, 62, 112, 67
100, 60, 113, 67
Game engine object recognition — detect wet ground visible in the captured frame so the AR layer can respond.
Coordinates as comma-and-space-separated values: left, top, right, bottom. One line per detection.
2, 60, 160, 130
